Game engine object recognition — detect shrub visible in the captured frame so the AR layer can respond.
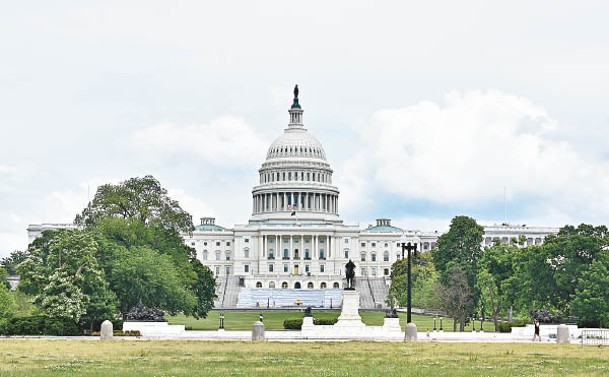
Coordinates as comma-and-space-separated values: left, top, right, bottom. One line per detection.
283, 318, 303, 330
0, 315, 80, 336
498, 321, 518, 333
313, 318, 338, 325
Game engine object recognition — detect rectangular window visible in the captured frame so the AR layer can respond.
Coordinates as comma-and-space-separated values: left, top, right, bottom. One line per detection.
216, 241, 221, 246
283, 249, 289, 259
244, 265, 249, 273
190, 242, 195, 246
361, 267, 366, 276
244, 249, 249, 258
371, 254, 376, 262
215, 267, 220, 276
216, 253, 221, 261
245, 238, 250, 243
360, 253, 366, 262
284, 238, 289, 244
320, 264, 325, 273
319, 239, 325, 244
283, 264, 288, 273
319, 250, 325, 260
226, 241, 231, 246
344, 250, 349, 258
305, 239, 310, 243
371, 242, 376, 247
269, 264, 274, 272
361, 242, 366, 247
344, 238, 349, 244
268, 238, 274, 244
384, 268, 390, 276
305, 265, 310, 272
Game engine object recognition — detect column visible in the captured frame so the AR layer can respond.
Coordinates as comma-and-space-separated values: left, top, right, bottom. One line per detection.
289, 236, 293, 259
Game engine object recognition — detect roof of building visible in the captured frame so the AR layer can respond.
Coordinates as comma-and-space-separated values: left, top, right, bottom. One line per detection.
363, 224, 403, 233
194, 223, 226, 231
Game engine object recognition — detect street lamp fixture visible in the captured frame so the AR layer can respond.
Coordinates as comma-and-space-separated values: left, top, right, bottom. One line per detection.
400, 234, 419, 341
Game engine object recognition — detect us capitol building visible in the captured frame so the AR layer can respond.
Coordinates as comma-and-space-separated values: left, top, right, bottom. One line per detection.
28, 86, 558, 308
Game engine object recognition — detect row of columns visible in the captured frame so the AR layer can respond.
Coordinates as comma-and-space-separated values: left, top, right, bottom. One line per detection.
260, 170, 331, 184
253, 192, 338, 214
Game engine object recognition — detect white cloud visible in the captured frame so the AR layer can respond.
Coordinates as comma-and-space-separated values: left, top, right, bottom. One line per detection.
167, 187, 215, 224
347, 90, 609, 222
129, 116, 268, 168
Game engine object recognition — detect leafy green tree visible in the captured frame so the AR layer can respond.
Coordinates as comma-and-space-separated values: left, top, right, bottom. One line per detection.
0, 282, 15, 318
571, 251, 609, 327
75, 175, 194, 233
18, 229, 117, 324
432, 216, 483, 330
92, 217, 216, 318
1, 250, 27, 275
389, 251, 440, 309
107, 246, 197, 315
478, 243, 518, 328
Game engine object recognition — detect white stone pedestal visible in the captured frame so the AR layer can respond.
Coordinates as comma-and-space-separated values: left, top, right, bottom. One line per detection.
336, 290, 364, 327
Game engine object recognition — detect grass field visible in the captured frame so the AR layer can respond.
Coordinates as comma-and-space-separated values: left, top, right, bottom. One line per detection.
0, 340, 606, 376
168, 310, 498, 332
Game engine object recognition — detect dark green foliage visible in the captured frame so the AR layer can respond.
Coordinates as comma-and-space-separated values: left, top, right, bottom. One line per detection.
313, 317, 338, 325
1, 250, 27, 276
0, 315, 80, 336
283, 318, 303, 329
75, 175, 194, 233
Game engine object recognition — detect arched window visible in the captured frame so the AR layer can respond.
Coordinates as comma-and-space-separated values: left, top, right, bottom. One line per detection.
256, 282, 262, 288
307, 282, 314, 289
202, 250, 208, 260
244, 248, 250, 259
268, 249, 275, 260
371, 253, 377, 262
333, 282, 340, 289
383, 251, 389, 262
294, 282, 301, 289
269, 282, 276, 288
320, 282, 327, 289
282, 282, 288, 289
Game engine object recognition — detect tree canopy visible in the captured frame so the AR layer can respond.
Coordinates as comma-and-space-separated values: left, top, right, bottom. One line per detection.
75, 175, 194, 233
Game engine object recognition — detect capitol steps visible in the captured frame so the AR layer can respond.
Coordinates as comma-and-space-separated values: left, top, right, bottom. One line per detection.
216, 275, 241, 309
353, 277, 389, 309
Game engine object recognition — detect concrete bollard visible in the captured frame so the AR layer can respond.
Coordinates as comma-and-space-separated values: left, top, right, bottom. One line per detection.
100, 320, 114, 340
405, 322, 418, 341
252, 321, 265, 341
556, 324, 570, 343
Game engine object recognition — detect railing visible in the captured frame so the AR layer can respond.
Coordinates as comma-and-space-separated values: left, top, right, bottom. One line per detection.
581, 329, 609, 346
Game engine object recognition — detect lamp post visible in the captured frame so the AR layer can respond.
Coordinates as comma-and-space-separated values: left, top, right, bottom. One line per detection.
400, 234, 418, 340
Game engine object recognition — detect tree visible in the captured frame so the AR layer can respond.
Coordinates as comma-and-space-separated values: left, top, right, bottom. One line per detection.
478, 243, 518, 328
92, 217, 216, 318
1, 250, 28, 275
18, 229, 117, 324
75, 175, 194, 233
0, 282, 15, 318
389, 251, 440, 309
571, 251, 609, 327
107, 246, 197, 315
437, 265, 473, 331
432, 216, 483, 330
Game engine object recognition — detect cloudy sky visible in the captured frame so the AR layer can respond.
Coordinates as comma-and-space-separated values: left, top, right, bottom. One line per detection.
2, 1, 609, 257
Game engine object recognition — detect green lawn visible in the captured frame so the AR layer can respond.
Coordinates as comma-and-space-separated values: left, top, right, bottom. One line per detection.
168, 310, 498, 332
0, 340, 606, 376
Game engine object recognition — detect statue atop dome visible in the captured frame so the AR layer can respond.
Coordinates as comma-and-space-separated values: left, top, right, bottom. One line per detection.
291, 84, 301, 110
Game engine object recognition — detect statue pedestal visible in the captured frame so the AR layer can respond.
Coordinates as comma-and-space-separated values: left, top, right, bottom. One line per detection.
336, 290, 364, 327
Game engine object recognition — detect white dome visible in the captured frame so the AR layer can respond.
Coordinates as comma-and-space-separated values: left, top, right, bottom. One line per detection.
266, 128, 326, 160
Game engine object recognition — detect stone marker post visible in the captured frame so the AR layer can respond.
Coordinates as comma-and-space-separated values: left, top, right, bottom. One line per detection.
100, 320, 114, 340
252, 321, 265, 341
405, 322, 417, 341
556, 324, 570, 343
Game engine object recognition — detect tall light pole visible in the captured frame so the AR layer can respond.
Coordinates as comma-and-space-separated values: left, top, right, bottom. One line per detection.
400, 234, 418, 340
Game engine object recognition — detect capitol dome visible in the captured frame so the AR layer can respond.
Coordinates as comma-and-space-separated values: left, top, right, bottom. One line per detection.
251, 86, 340, 222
